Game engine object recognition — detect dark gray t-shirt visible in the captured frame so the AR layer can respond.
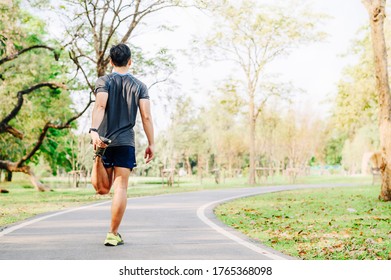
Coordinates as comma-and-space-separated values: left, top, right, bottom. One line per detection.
94, 72, 149, 147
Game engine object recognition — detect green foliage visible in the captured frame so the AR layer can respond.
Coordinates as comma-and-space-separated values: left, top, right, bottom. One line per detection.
155, 95, 201, 170
255, 106, 326, 169
0, 1, 76, 174
37, 128, 74, 174
324, 136, 346, 165
0, 34, 6, 57
330, 29, 381, 173
205, 84, 248, 171
331, 31, 377, 136
342, 125, 380, 173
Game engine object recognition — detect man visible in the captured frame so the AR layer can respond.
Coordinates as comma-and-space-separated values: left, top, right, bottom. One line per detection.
90, 43, 154, 246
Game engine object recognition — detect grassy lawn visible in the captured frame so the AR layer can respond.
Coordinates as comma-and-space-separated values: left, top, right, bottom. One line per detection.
215, 184, 391, 260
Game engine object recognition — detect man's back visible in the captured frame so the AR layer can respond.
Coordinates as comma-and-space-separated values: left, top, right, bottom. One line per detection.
95, 72, 149, 147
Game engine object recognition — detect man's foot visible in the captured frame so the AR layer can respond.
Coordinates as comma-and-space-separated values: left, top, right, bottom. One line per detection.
104, 232, 124, 246
93, 136, 112, 159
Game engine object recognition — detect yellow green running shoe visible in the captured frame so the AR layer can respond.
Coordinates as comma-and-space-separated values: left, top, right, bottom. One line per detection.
104, 232, 124, 246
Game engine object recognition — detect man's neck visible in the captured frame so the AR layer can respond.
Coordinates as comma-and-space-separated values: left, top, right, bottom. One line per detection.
113, 66, 129, 74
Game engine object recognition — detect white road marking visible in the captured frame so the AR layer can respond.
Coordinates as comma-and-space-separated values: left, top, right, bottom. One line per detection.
197, 193, 289, 260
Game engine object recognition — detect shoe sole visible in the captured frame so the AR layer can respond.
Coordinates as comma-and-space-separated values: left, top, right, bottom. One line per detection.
104, 241, 124, 246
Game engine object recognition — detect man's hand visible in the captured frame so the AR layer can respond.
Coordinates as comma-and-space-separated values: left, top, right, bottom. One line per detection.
144, 145, 155, 164
90, 131, 108, 151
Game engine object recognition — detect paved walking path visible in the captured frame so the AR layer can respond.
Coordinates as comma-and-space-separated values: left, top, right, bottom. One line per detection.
0, 183, 356, 260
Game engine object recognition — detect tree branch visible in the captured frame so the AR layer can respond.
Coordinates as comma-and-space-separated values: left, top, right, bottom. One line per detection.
148, 74, 172, 90
4, 124, 24, 139
69, 50, 94, 91
0, 82, 66, 136
82, 0, 99, 54
17, 96, 93, 167
120, 0, 141, 43
98, 0, 111, 52
0, 160, 50, 191
0, 45, 56, 65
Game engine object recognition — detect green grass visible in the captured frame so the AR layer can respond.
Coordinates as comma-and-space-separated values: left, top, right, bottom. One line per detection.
215, 184, 391, 260
0, 182, 96, 226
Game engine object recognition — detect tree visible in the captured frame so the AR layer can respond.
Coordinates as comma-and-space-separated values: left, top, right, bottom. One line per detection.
362, 0, 391, 201
205, 0, 323, 184
329, 30, 381, 174
205, 81, 247, 177
323, 135, 345, 166
157, 95, 199, 174
341, 125, 379, 174
256, 106, 326, 180
35, 0, 197, 104
0, 1, 84, 191
331, 32, 378, 138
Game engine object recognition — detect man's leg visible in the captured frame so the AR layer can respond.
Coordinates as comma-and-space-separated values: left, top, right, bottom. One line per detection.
91, 157, 113, 194
110, 166, 131, 235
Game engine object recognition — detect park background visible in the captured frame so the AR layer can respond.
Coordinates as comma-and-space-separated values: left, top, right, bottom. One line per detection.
0, 0, 390, 260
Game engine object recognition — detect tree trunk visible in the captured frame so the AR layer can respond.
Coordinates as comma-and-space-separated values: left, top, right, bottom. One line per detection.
249, 92, 256, 185
228, 154, 233, 178
185, 151, 192, 175
5, 170, 12, 182
0, 160, 50, 192
205, 155, 209, 175
364, 0, 391, 201
197, 154, 203, 184
97, 64, 107, 77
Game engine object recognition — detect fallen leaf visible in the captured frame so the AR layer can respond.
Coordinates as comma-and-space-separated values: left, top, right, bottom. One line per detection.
270, 237, 279, 244
298, 250, 307, 256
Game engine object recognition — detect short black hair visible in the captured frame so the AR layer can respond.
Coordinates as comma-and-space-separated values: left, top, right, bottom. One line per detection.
110, 43, 131, 67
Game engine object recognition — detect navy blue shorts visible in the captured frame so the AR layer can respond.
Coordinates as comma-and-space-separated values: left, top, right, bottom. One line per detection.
102, 146, 137, 170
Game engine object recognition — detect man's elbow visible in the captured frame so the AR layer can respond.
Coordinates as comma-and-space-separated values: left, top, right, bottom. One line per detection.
142, 114, 153, 123
96, 104, 106, 111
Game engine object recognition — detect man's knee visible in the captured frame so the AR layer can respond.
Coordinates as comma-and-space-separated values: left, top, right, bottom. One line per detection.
114, 183, 128, 191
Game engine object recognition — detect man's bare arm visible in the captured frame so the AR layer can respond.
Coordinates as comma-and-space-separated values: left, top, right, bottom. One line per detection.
139, 99, 154, 163
91, 91, 108, 148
